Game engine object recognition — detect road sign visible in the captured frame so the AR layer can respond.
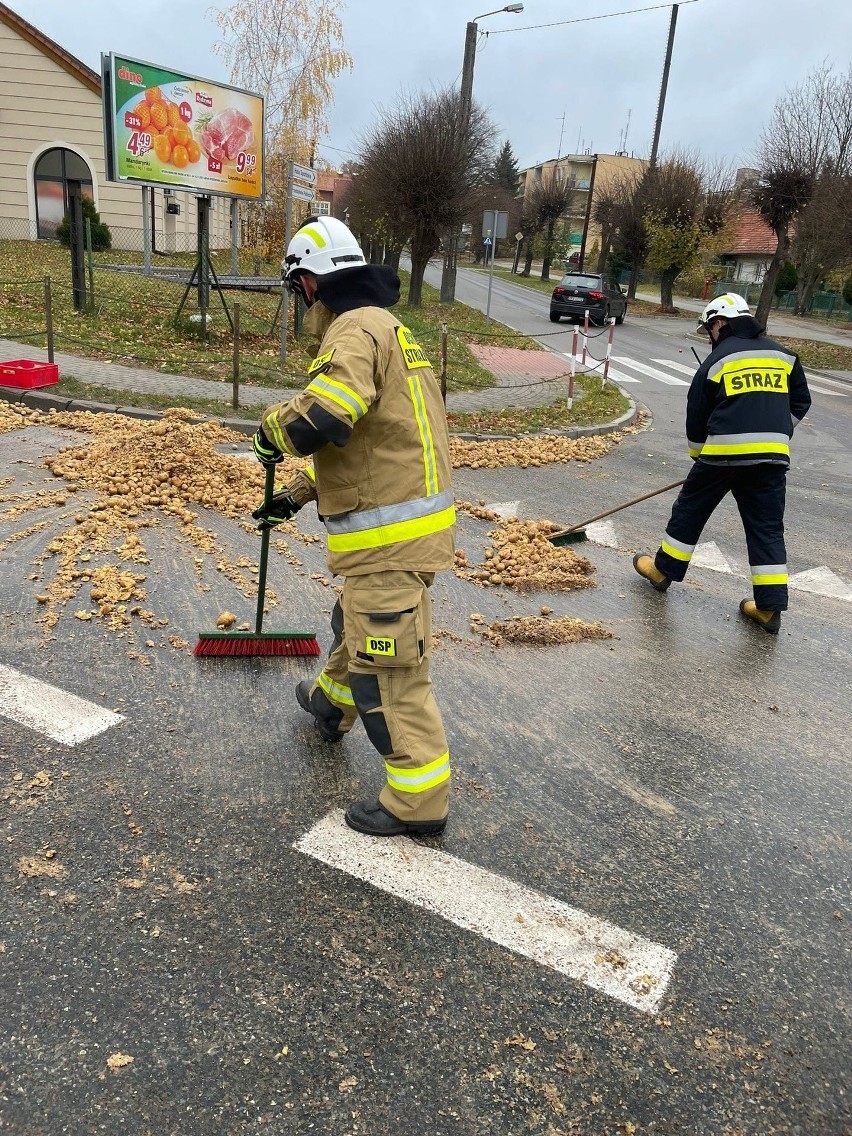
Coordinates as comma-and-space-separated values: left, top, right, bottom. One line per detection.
483, 237, 492, 247
290, 161, 316, 186
515, 231, 524, 242
291, 183, 314, 203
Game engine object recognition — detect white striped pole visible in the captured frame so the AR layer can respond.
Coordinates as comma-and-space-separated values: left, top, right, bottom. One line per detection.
568, 325, 579, 409
602, 317, 616, 387
581, 309, 589, 366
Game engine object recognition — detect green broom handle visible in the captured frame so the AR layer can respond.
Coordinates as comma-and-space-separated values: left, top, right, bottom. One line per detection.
254, 463, 275, 634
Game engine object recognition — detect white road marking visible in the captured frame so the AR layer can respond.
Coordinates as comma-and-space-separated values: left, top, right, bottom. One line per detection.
651, 358, 696, 376
612, 357, 689, 386
0, 664, 124, 746
584, 519, 620, 547
601, 366, 641, 384
487, 500, 521, 520
807, 383, 847, 397
788, 567, 852, 601
691, 541, 734, 573
295, 810, 677, 1013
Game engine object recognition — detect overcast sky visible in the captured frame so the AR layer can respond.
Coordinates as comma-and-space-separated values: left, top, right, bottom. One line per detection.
11, 0, 852, 172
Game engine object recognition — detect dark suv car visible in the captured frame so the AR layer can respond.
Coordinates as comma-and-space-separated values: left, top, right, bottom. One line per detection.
549, 271, 627, 325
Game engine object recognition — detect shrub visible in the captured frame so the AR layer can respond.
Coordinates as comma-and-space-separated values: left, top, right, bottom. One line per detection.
843, 273, 852, 306
774, 260, 797, 294
56, 196, 112, 251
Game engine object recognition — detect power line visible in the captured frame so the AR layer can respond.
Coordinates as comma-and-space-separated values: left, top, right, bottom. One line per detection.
486, 0, 704, 35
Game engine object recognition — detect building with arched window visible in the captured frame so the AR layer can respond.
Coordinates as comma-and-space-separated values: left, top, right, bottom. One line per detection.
0, 1, 231, 250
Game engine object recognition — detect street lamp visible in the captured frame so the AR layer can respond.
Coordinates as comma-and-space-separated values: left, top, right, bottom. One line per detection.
459, 4, 524, 127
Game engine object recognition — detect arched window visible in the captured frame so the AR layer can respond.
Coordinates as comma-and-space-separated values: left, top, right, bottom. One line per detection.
34, 148, 94, 239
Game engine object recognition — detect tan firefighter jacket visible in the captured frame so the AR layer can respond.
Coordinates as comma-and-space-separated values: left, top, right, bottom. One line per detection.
259, 269, 455, 577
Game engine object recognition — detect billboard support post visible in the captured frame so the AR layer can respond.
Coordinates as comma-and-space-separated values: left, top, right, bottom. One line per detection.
141, 188, 152, 275
198, 196, 210, 339
230, 199, 239, 276
68, 186, 87, 311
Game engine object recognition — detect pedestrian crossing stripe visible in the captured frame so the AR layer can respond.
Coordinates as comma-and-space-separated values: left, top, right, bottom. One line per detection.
612, 357, 689, 386
0, 664, 124, 745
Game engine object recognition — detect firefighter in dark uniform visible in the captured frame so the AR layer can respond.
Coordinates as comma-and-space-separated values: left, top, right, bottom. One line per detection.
251, 217, 455, 837
633, 292, 811, 634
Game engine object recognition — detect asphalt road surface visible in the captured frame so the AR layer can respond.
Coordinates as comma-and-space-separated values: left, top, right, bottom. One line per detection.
1, 276, 850, 1135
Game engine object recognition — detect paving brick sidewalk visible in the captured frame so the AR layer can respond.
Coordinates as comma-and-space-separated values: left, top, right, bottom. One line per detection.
0, 337, 584, 419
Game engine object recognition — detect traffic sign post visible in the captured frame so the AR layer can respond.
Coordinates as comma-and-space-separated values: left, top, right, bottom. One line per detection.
282, 159, 318, 360
512, 231, 524, 274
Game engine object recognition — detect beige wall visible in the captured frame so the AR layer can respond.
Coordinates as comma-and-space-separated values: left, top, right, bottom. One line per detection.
0, 19, 235, 250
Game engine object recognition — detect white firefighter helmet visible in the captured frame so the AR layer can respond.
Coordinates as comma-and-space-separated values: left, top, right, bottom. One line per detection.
282, 216, 365, 286
697, 292, 750, 331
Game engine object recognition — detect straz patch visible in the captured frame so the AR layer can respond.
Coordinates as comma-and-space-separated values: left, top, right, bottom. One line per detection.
396, 326, 431, 370
308, 348, 335, 376
723, 369, 789, 396
366, 635, 396, 657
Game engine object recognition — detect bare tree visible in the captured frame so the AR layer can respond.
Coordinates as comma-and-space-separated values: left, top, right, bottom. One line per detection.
592, 170, 643, 272
518, 173, 576, 282
789, 174, 852, 313
753, 63, 852, 327
356, 89, 494, 307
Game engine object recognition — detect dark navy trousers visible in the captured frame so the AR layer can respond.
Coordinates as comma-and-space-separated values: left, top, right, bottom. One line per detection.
654, 461, 789, 611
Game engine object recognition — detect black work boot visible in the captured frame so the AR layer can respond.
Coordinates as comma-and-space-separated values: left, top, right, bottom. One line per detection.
295, 680, 344, 743
739, 599, 781, 635
632, 553, 671, 592
344, 799, 447, 838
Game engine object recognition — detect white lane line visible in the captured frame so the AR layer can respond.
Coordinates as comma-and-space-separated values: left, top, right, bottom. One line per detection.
487, 500, 521, 520
612, 357, 689, 386
651, 358, 696, 376
601, 366, 641, 384
807, 383, 847, 398
295, 810, 677, 1013
788, 567, 852, 601
584, 519, 619, 547
691, 541, 734, 573
0, 664, 124, 746
804, 372, 851, 392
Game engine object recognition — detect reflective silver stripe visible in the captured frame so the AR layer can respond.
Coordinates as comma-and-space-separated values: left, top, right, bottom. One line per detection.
707, 350, 797, 382
687, 437, 705, 452
705, 432, 790, 446
324, 488, 454, 534
662, 533, 695, 555
305, 375, 368, 423
750, 564, 787, 575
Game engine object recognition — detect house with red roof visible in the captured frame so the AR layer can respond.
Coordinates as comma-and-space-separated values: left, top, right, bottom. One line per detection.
718, 211, 782, 284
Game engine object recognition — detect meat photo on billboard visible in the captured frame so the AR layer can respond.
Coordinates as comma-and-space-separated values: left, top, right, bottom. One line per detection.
199, 108, 255, 163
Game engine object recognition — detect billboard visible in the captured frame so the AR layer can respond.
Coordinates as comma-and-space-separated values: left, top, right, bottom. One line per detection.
102, 53, 264, 200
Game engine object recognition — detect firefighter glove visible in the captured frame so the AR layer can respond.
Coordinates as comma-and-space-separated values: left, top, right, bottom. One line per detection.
253, 490, 301, 530
252, 427, 284, 467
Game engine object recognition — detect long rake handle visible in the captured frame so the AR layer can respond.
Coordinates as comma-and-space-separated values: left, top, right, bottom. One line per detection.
254, 463, 275, 634
549, 479, 685, 539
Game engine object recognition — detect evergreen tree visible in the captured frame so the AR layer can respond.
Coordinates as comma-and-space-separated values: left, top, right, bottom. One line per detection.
492, 140, 520, 195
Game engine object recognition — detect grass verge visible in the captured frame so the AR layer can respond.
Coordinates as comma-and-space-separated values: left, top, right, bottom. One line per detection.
446, 373, 630, 434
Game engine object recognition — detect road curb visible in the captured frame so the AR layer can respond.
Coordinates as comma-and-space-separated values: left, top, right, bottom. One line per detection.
0, 385, 638, 442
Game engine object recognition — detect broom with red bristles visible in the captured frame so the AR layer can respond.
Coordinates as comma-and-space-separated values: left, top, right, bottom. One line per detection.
194, 464, 321, 658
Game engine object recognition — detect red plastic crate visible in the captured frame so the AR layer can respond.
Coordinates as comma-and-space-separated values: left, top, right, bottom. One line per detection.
0, 359, 59, 389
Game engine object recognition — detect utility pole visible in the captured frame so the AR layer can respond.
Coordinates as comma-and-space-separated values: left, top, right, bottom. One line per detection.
650, 4, 679, 167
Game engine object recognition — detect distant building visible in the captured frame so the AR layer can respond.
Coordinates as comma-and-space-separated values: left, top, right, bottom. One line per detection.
0, 1, 232, 249
518, 152, 648, 264
718, 211, 779, 284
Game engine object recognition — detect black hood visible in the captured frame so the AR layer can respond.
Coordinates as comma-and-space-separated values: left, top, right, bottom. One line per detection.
717, 314, 765, 341
315, 264, 400, 314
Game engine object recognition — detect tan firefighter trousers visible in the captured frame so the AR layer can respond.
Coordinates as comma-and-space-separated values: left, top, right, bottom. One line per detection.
303, 570, 451, 822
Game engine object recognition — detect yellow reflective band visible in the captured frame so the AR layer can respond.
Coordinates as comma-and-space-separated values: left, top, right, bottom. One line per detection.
264, 413, 293, 455
317, 671, 354, 706
326, 504, 456, 553
304, 464, 315, 482
752, 573, 788, 585
308, 348, 335, 376
408, 375, 439, 496
701, 441, 790, 455
688, 446, 702, 458
365, 635, 396, 657
306, 374, 369, 423
300, 225, 326, 248
396, 325, 432, 370
661, 540, 692, 562
385, 751, 451, 793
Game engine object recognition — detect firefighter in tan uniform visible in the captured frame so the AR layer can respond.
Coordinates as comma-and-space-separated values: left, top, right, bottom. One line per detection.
252, 217, 455, 837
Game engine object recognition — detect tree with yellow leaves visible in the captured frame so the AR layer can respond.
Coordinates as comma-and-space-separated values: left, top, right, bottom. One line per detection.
209, 0, 351, 254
